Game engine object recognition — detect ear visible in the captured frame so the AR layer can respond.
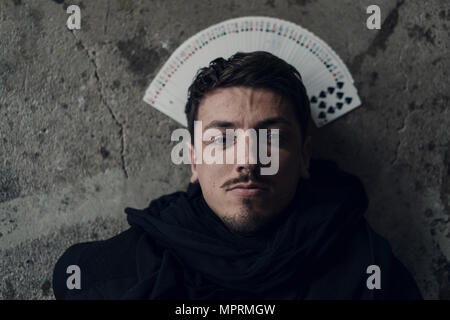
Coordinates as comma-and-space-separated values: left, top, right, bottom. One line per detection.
188, 141, 199, 183
299, 135, 312, 179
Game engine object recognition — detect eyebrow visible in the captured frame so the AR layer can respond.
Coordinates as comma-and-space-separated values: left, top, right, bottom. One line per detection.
256, 117, 292, 129
203, 117, 292, 131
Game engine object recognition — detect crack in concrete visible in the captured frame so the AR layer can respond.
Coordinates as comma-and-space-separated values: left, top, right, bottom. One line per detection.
401, 70, 410, 93
398, 42, 412, 93
104, 1, 110, 35
390, 139, 402, 166
431, 240, 450, 299
390, 109, 418, 166
351, 0, 406, 74
69, 31, 129, 179
441, 145, 450, 217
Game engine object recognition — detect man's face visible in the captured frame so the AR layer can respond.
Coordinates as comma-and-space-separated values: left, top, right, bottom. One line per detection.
189, 86, 312, 234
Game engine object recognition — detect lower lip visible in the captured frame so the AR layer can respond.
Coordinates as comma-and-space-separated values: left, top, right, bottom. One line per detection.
229, 187, 266, 196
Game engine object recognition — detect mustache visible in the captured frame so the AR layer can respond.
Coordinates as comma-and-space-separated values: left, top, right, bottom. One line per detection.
221, 171, 265, 189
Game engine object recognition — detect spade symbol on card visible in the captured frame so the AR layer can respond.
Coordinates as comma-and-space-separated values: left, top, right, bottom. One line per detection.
336, 92, 344, 99
327, 87, 335, 94
318, 111, 326, 119
311, 96, 318, 103
319, 91, 326, 98
318, 101, 326, 109
336, 102, 343, 110
327, 106, 335, 114
337, 81, 344, 89
345, 97, 353, 105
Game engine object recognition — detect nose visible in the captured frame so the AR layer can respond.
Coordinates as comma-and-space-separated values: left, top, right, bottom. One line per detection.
235, 132, 259, 174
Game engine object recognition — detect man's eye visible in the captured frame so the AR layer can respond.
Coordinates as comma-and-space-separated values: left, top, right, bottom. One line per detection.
213, 135, 230, 143
266, 131, 280, 141
212, 135, 225, 144
212, 134, 235, 147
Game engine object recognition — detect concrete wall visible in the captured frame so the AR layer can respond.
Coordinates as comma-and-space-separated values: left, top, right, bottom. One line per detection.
0, 0, 448, 299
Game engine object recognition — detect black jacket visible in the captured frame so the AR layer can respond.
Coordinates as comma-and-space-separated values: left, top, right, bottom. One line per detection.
53, 158, 423, 300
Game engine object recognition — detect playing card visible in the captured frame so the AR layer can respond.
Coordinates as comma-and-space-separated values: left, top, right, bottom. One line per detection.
143, 16, 361, 129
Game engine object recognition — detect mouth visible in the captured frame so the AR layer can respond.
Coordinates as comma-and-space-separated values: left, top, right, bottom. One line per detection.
227, 182, 268, 196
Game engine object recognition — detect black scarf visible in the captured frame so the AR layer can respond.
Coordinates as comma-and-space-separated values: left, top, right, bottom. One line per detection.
121, 158, 420, 299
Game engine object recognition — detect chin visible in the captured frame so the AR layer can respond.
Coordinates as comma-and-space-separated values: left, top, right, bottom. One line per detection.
224, 220, 262, 235
221, 209, 273, 232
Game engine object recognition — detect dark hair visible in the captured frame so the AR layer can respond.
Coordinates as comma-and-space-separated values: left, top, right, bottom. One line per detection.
185, 51, 311, 144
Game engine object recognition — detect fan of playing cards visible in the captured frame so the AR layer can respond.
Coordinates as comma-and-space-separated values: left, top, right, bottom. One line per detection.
143, 16, 361, 128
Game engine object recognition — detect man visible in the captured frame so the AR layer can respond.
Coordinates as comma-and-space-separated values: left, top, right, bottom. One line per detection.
53, 51, 422, 299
